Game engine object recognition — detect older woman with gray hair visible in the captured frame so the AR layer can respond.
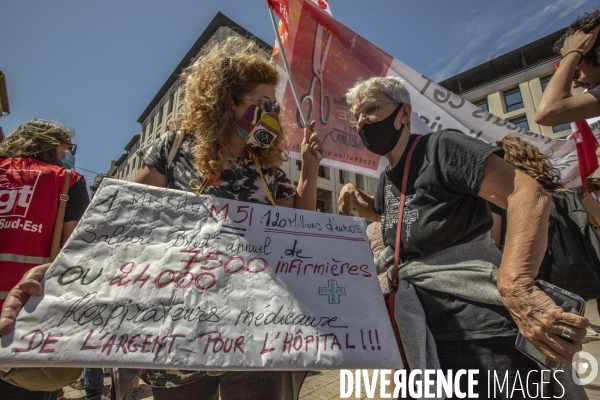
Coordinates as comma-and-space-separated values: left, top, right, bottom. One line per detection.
338, 76, 588, 397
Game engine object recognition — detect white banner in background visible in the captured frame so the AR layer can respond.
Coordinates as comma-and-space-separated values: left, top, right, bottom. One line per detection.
0, 179, 402, 370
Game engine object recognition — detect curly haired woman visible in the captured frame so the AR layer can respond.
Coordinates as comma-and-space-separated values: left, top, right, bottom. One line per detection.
135, 35, 321, 211
130, 35, 323, 400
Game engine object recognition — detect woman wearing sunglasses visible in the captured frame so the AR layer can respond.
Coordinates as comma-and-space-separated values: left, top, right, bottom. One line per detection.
135, 37, 322, 212
0, 119, 88, 400
128, 35, 323, 400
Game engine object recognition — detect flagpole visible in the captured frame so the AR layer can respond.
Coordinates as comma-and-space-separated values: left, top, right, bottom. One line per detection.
268, 6, 321, 160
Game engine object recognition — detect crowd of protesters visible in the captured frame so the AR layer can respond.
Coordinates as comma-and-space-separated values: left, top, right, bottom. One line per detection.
2, 5, 600, 400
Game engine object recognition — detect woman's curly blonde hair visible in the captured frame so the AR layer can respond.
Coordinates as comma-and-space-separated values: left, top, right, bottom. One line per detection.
500, 136, 561, 186
0, 119, 73, 165
176, 35, 289, 179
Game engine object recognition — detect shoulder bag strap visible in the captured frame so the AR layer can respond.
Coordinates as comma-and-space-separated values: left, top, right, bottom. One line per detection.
391, 135, 422, 289
167, 131, 184, 168
50, 169, 72, 261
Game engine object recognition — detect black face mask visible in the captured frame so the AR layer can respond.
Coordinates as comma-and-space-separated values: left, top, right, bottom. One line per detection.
359, 104, 404, 156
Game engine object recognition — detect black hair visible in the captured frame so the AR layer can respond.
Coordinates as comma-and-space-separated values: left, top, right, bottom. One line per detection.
554, 6, 600, 67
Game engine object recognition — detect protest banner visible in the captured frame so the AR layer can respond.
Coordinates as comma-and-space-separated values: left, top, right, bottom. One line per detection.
0, 179, 402, 370
269, 0, 584, 186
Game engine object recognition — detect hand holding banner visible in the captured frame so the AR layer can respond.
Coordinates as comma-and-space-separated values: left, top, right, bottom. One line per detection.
0, 179, 402, 370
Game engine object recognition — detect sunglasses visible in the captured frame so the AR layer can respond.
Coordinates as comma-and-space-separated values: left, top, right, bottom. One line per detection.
252, 99, 281, 116
348, 100, 400, 127
64, 143, 77, 156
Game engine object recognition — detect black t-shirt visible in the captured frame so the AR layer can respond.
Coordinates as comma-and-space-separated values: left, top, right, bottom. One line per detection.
374, 130, 517, 340
489, 202, 507, 249
65, 178, 90, 222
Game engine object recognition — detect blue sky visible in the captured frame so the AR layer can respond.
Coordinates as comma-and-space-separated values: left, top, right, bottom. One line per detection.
0, 0, 594, 185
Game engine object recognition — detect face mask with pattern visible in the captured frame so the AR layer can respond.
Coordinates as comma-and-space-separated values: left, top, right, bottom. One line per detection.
235, 104, 281, 149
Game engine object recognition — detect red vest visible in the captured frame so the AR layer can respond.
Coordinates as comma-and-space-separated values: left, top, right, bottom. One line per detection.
0, 158, 82, 305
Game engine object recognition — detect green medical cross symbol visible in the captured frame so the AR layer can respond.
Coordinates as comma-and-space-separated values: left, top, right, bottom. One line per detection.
319, 280, 346, 304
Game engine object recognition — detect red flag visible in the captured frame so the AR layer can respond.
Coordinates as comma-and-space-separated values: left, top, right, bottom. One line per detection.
267, 0, 290, 29
555, 62, 599, 192
572, 121, 599, 193
268, 0, 393, 174
267, 0, 580, 183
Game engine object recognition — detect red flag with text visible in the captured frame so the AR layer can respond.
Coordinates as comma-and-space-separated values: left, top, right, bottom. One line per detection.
571, 120, 599, 192
267, 0, 583, 186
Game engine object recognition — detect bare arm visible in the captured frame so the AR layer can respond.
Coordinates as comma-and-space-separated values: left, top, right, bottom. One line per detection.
61, 221, 78, 247
277, 196, 295, 208
134, 162, 168, 187
536, 27, 600, 126
480, 154, 587, 364
293, 121, 323, 211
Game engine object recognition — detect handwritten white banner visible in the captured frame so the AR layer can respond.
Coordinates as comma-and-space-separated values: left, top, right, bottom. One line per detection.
0, 179, 402, 370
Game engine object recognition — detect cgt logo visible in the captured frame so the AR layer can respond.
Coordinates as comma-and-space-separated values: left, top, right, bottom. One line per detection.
0, 168, 41, 218
572, 351, 599, 385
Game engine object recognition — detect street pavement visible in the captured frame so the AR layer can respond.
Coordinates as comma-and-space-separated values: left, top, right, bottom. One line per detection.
61, 300, 600, 400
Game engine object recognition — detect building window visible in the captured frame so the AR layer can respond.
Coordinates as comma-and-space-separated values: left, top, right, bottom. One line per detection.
158, 104, 164, 125
355, 174, 364, 190
316, 200, 325, 213
149, 115, 154, 134
552, 123, 571, 133
168, 92, 175, 114
339, 169, 350, 184
540, 75, 552, 91
474, 98, 488, 112
318, 165, 329, 179
504, 87, 524, 112
296, 160, 302, 171
141, 125, 147, 144
510, 116, 529, 131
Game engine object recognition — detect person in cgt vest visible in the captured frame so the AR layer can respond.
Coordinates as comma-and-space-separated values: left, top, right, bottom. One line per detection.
0, 119, 89, 309
0, 119, 90, 400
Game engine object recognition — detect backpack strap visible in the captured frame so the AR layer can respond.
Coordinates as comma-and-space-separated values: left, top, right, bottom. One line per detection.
167, 131, 184, 168
391, 135, 422, 289
50, 169, 71, 261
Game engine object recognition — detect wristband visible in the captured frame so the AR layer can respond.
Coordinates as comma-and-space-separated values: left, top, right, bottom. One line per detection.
562, 50, 584, 59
